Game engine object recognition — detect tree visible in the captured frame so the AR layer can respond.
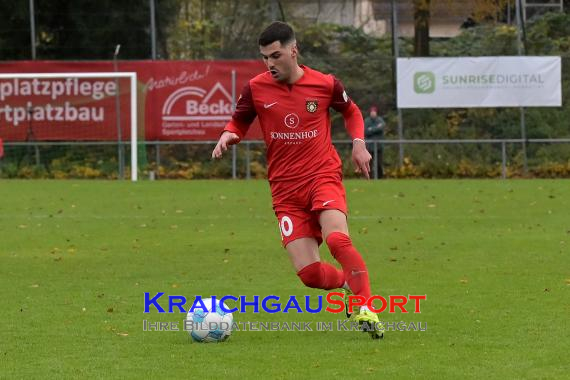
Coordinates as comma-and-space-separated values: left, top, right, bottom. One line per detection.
0, 1, 31, 59
413, 0, 430, 56
166, 0, 278, 59
0, 0, 180, 60
412, 0, 521, 57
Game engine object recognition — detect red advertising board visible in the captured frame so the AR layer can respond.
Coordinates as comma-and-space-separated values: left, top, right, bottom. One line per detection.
0, 60, 266, 141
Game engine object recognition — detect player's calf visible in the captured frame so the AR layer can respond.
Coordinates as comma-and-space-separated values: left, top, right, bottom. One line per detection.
326, 232, 372, 300
296, 261, 345, 290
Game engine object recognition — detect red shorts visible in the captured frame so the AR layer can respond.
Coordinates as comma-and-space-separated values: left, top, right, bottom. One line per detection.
270, 174, 347, 247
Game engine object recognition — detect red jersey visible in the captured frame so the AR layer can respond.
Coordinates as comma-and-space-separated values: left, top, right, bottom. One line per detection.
224, 65, 364, 183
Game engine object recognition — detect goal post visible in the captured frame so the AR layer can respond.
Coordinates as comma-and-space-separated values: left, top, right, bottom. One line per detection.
0, 72, 138, 181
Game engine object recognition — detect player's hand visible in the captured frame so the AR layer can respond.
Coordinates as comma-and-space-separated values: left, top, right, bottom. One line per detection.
352, 139, 371, 179
212, 131, 240, 159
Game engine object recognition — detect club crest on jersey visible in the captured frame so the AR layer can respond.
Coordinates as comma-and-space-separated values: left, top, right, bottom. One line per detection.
306, 100, 318, 113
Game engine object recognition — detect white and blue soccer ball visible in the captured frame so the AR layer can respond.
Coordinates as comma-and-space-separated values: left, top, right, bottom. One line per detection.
186, 298, 233, 343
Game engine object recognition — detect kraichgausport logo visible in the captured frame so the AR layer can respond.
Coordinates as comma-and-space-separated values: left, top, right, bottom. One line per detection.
414, 71, 436, 94
144, 292, 427, 314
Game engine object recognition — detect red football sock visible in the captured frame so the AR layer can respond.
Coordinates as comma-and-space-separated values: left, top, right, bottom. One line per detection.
326, 232, 372, 300
296, 261, 345, 290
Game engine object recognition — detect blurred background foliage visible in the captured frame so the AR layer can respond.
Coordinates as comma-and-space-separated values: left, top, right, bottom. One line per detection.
0, 1, 568, 178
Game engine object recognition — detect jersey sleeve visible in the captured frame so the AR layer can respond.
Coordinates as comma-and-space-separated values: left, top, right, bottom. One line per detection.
223, 82, 257, 140
330, 76, 353, 113
330, 76, 365, 140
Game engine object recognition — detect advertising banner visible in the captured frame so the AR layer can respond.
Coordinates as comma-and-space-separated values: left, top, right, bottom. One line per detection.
397, 56, 562, 108
0, 60, 266, 141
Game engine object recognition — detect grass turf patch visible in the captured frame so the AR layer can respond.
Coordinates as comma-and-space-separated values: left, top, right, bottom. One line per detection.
1, 179, 568, 379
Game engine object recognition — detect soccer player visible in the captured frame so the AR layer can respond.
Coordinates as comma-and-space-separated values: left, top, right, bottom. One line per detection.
212, 21, 383, 339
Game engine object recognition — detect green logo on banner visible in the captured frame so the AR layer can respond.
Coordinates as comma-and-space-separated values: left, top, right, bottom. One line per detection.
414, 72, 435, 94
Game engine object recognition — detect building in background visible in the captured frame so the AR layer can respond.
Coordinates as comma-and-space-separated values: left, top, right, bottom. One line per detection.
286, 0, 476, 38
285, 0, 564, 38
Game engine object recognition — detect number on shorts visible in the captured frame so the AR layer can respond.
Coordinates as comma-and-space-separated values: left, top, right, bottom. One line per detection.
279, 216, 293, 237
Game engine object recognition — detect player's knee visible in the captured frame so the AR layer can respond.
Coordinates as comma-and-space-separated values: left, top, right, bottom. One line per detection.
296, 262, 323, 289
325, 231, 352, 252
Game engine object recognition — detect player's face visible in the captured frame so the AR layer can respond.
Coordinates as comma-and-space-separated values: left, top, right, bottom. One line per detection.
260, 41, 297, 82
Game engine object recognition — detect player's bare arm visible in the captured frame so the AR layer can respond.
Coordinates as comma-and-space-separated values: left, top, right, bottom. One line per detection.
352, 138, 372, 179
212, 131, 240, 159
329, 75, 370, 179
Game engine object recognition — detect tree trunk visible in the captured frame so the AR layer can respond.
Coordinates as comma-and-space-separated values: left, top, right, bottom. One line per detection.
414, 0, 430, 56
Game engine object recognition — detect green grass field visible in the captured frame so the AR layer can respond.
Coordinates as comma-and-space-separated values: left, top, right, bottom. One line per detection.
1, 179, 569, 379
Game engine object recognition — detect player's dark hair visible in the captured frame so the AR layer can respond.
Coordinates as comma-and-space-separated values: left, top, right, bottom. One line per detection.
258, 21, 295, 47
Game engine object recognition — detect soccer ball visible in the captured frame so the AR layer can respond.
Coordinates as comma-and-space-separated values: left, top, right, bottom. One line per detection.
186, 297, 233, 343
